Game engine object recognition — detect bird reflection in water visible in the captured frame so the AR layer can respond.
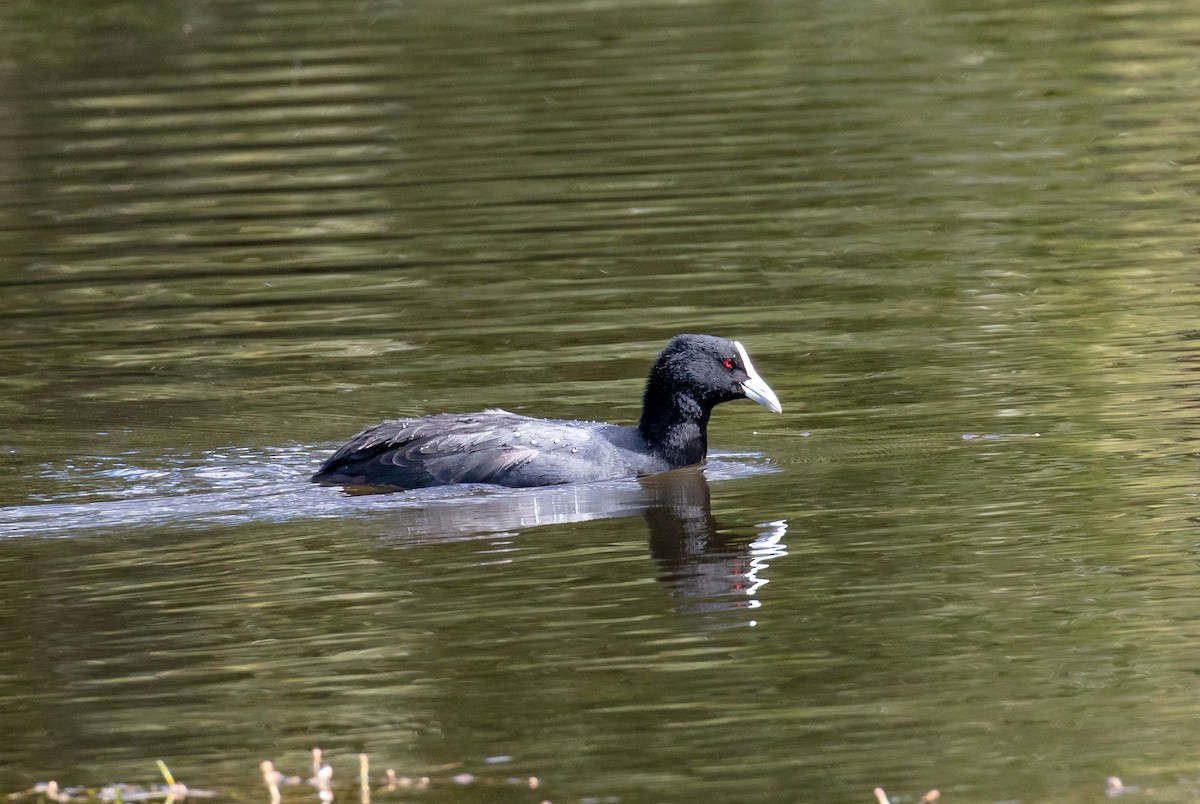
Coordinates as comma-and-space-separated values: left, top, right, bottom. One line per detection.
641, 469, 788, 626
362, 464, 788, 626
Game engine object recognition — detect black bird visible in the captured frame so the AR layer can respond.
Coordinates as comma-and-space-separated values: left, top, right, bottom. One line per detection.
313, 334, 782, 490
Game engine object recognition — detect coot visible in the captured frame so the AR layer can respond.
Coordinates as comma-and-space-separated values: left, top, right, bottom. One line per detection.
313, 334, 781, 490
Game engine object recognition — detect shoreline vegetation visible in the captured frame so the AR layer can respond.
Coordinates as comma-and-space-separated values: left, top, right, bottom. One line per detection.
0, 749, 949, 804
5, 751, 1145, 803
5, 749, 543, 804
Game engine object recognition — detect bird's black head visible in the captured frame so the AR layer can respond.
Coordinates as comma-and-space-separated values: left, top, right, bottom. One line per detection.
638, 334, 781, 465
645, 334, 782, 413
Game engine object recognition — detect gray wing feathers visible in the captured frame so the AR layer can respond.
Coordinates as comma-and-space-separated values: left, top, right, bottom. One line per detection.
316, 412, 603, 488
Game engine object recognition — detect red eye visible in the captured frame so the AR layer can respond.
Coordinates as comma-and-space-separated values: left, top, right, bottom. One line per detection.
722, 358, 734, 369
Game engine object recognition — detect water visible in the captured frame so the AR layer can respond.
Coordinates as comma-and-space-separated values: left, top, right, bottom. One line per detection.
2, 0, 1199, 801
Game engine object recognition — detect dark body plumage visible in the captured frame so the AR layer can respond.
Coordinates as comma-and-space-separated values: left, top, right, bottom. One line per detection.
313, 334, 781, 490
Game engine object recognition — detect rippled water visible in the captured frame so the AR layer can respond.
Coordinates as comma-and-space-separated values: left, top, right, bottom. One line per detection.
2, 0, 1200, 802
